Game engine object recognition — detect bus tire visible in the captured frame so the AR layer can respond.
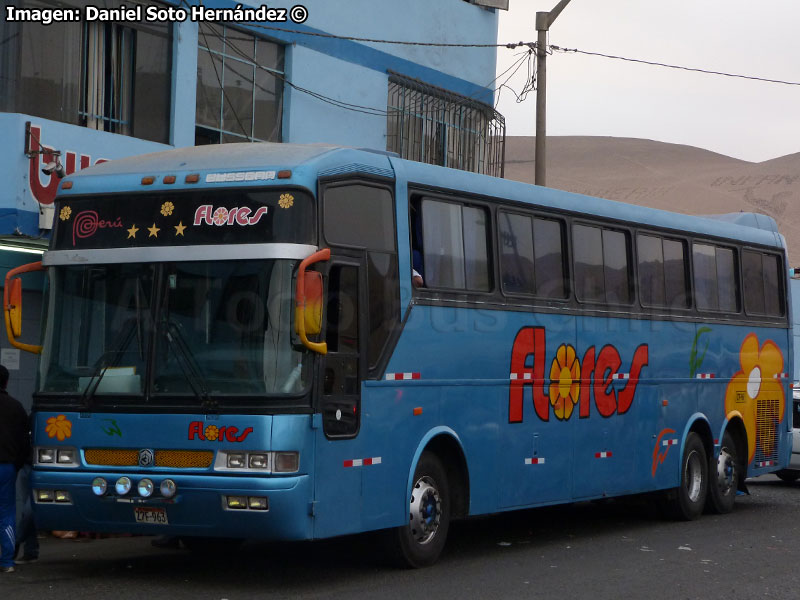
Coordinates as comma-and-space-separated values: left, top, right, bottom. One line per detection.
705, 430, 738, 514
663, 432, 708, 521
388, 451, 450, 568
776, 470, 800, 483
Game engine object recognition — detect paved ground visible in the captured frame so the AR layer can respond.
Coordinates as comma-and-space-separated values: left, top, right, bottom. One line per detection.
4, 475, 800, 599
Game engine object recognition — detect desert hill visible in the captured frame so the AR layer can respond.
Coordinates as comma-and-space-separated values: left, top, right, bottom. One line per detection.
504, 136, 800, 265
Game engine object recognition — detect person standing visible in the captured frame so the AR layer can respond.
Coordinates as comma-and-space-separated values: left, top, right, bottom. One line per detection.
0, 365, 31, 574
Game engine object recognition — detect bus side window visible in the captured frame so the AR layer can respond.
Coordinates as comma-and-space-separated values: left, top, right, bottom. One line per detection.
418, 197, 491, 292
693, 243, 740, 313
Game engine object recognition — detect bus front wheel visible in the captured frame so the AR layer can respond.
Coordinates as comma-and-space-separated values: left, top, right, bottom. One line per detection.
663, 432, 708, 520
705, 430, 739, 514
388, 451, 451, 568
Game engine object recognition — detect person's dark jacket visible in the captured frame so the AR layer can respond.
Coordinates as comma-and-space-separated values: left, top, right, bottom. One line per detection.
0, 390, 30, 470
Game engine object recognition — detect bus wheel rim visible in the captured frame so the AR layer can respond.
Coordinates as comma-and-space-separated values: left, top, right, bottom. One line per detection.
685, 449, 703, 502
716, 447, 735, 496
409, 476, 441, 545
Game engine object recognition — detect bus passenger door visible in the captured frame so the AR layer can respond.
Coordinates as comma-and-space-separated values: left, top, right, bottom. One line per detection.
313, 255, 368, 538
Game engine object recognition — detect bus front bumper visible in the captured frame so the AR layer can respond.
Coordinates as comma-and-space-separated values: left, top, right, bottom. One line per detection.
30, 470, 314, 541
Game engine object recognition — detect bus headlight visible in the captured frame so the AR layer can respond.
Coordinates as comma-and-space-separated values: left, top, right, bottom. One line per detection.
92, 478, 108, 496
227, 453, 246, 469
248, 453, 270, 469
137, 479, 154, 498
159, 479, 177, 498
57, 449, 76, 464
37, 448, 55, 463
115, 477, 132, 495
36, 446, 78, 467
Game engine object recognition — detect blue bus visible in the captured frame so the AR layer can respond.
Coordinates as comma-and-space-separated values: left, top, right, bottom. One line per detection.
6, 143, 792, 567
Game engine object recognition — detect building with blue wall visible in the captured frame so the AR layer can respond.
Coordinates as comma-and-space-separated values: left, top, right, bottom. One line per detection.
0, 0, 506, 406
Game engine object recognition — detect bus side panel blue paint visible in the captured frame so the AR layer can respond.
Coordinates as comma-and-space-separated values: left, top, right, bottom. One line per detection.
366, 303, 792, 517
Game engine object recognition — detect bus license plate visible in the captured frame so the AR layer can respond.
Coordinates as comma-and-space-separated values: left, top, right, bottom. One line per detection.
134, 507, 168, 525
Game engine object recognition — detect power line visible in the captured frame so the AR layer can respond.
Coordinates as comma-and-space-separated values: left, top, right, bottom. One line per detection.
243, 22, 528, 49
550, 45, 800, 87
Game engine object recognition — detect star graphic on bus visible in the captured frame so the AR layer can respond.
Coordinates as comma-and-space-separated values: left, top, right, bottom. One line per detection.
127, 224, 139, 239
148, 223, 160, 238
174, 222, 186, 236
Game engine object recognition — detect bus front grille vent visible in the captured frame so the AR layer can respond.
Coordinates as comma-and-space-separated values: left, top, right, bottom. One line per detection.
756, 397, 781, 464
85, 448, 214, 468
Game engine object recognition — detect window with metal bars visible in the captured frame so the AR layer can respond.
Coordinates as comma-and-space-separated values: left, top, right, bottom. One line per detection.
195, 23, 284, 145
387, 73, 505, 177
0, 0, 171, 143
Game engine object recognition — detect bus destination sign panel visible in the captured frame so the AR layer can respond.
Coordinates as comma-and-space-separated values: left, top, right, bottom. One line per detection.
52, 189, 314, 250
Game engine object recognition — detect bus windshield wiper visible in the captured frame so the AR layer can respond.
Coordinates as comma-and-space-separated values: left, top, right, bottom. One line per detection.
163, 320, 216, 411
79, 319, 138, 410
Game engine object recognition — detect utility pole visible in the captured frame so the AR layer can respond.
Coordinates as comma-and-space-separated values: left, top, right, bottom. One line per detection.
535, 0, 573, 187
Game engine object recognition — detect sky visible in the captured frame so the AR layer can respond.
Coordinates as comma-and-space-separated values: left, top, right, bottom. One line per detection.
495, 0, 800, 163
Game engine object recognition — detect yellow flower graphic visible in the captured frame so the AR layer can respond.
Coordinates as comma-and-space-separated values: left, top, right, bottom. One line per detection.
160, 201, 174, 216
59, 206, 72, 221
204, 425, 219, 441
45, 414, 72, 441
549, 344, 581, 420
724, 333, 785, 464
279, 193, 294, 209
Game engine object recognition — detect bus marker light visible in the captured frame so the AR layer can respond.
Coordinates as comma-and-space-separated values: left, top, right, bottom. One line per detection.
662, 400, 669, 407
611, 373, 629, 380
160, 480, 177, 498
92, 478, 108, 496
595, 452, 612, 459
775, 373, 788, 379
757, 460, 775, 467
696, 373, 715, 379
163, 175, 176, 184
227, 496, 247, 509
277, 170, 292, 179
413, 407, 423, 416
274, 452, 299, 473
55, 491, 71, 503
185, 174, 200, 183
524, 457, 545, 465
115, 477, 132, 495
61, 181, 73, 190
662, 439, 678, 447
141, 176, 155, 185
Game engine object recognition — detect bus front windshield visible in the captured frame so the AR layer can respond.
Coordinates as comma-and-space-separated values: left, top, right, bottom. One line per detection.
39, 259, 307, 402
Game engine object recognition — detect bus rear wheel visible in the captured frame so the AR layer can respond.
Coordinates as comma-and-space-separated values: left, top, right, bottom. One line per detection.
663, 432, 708, 520
388, 451, 450, 568
705, 431, 738, 514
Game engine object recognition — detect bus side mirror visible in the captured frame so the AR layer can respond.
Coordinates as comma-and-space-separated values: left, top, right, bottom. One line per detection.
295, 248, 330, 354
4, 261, 45, 354
302, 271, 324, 336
